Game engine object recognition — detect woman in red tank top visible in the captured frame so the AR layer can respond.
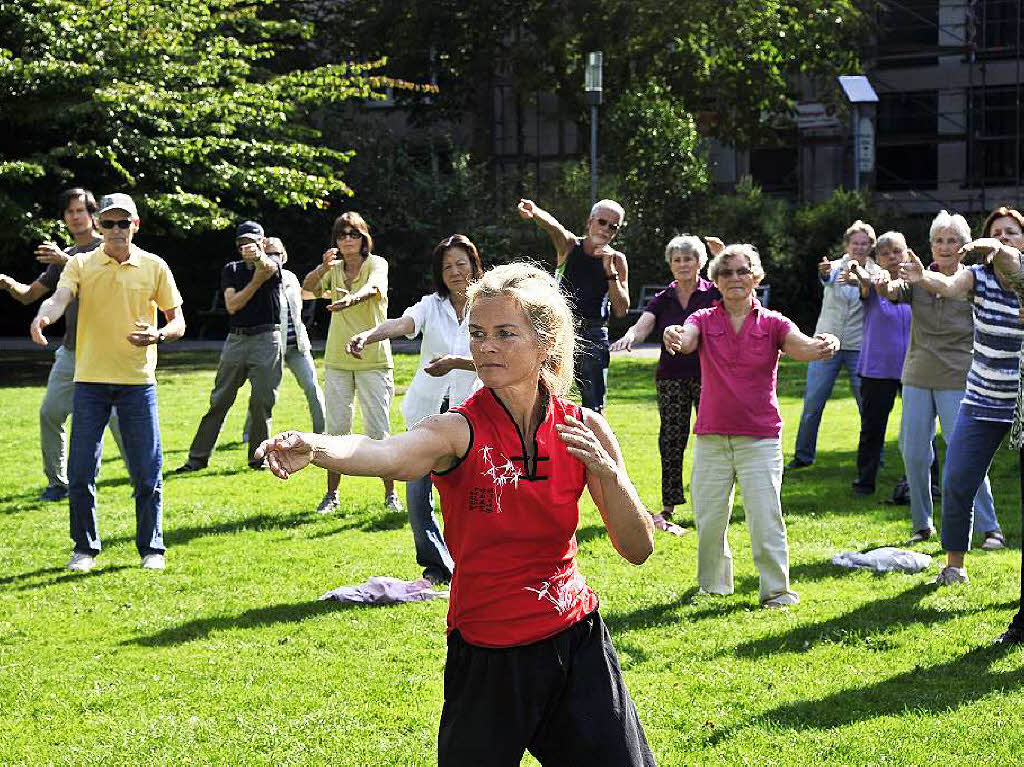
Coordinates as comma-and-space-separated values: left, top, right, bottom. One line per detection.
256, 263, 655, 766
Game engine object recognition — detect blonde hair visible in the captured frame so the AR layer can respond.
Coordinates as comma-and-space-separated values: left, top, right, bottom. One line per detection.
466, 262, 576, 396
875, 231, 907, 255
843, 220, 877, 248
707, 244, 765, 283
929, 210, 971, 244
664, 235, 708, 268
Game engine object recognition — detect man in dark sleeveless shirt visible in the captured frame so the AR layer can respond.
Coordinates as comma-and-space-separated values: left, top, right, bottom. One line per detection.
517, 198, 629, 411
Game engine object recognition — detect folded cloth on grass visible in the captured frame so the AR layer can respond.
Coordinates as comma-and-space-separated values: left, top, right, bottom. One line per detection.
831, 547, 932, 573
320, 576, 449, 604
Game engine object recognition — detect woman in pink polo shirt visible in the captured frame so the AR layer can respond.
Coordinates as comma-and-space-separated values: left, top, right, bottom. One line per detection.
664, 244, 839, 607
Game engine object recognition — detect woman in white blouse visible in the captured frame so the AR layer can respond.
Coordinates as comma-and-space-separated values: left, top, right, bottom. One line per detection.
348, 234, 483, 584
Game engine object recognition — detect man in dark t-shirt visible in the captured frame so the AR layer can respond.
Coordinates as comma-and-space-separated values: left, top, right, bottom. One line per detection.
177, 220, 283, 471
516, 198, 630, 412
0, 187, 125, 501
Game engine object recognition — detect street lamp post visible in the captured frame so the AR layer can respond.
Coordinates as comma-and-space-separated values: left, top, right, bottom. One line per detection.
585, 51, 603, 206
837, 75, 879, 192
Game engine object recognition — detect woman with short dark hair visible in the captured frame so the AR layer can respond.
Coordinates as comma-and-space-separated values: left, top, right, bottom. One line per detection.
347, 234, 484, 584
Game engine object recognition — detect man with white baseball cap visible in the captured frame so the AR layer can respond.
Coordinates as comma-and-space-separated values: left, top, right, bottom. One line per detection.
30, 192, 185, 572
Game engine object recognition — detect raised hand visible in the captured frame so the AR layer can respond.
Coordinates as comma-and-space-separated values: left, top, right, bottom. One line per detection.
818, 257, 832, 279
958, 237, 1005, 265
556, 415, 617, 479
704, 236, 725, 257
322, 247, 342, 269
517, 199, 536, 220
899, 249, 925, 283
34, 241, 69, 266
424, 355, 458, 376
812, 333, 840, 360
254, 431, 315, 479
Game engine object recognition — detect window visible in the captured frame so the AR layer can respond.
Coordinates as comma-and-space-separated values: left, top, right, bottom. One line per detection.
876, 91, 939, 190
969, 86, 1024, 185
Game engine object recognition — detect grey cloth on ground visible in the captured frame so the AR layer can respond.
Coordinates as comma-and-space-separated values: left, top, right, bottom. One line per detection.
187, 330, 282, 464
40, 344, 126, 488
319, 576, 449, 603
831, 547, 932, 573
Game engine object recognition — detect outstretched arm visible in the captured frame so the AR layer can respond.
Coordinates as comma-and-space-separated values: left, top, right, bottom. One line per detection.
557, 411, 653, 565
0, 275, 50, 305
517, 199, 577, 267
899, 249, 973, 299
663, 323, 701, 356
255, 412, 469, 482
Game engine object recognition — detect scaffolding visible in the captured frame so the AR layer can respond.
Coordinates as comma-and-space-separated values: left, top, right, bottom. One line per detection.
868, 0, 1023, 213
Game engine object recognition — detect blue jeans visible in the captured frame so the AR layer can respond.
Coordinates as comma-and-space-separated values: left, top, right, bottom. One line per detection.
940, 408, 1004, 551
792, 350, 862, 464
406, 474, 454, 581
900, 385, 996, 534
576, 325, 610, 413
69, 383, 165, 557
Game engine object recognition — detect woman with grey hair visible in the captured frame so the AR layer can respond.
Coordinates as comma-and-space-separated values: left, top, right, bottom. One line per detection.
611, 234, 720, 532
883, 210, 997, 544
789, 220, 880, 468
664, 244, 839, 607
256, 262, 656, 764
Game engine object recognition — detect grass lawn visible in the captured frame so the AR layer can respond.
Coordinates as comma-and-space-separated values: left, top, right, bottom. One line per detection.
2, 348, 1024, 765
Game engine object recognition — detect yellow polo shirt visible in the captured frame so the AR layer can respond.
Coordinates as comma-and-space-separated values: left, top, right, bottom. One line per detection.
57, 245, 183, 384
320, 254, 393, 371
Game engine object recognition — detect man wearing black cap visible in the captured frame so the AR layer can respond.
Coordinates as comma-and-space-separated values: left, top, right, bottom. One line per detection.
177, 221, 283, 471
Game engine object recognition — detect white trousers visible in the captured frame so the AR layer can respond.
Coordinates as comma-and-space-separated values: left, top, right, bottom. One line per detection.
324, 367, 394, 439
691, 434, 794, 603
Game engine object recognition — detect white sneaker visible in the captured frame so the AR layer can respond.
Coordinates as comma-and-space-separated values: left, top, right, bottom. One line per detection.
316, 492, 340, 514
67, 552, 96, 572
384, 492, 403, 513
762, 592, 800, 609
932, 566, 969, 585
982, 531, 1006, 550
141, 553, 166, 570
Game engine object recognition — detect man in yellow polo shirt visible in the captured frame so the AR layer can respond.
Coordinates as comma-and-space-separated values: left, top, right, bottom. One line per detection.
30, 193, 185, 573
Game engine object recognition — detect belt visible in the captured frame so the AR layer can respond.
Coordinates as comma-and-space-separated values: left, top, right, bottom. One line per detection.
230, 324, 280, 336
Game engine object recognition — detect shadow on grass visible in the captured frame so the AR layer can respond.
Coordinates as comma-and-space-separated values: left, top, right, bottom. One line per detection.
604, 589, 699, 634
707, 642, 1024, 745
124, 598, 366, 646
7, 563, 137, 591
714, 582, 991, 661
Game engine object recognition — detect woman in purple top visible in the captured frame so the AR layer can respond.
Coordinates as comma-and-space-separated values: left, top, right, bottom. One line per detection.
844, 231, 913, 495
611, 235, 721, 533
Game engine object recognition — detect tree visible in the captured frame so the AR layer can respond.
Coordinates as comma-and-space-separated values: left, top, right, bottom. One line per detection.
0, 0, 433, 249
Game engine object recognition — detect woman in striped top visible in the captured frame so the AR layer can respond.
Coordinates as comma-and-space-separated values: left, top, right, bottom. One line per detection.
899, 206, 1024, 585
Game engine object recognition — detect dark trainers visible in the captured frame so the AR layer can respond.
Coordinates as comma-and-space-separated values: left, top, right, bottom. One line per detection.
786, 459, 812, 470
38, 485, 68, 502
851, 482, 874, 496
173, 462, 205, 474
994, 626, 1024, 645
981, 531, 1006, 550
907, 527, 936, 544
932, 566, 969, 585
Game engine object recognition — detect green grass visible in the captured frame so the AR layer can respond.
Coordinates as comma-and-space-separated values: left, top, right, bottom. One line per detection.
2, 350, 1024, 764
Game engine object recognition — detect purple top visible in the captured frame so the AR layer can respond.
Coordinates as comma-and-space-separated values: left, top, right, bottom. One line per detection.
685, 299, 796, 438
857, 287, 911, 379
646, 277, 721, 379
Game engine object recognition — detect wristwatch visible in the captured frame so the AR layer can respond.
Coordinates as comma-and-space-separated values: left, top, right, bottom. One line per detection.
156, 330, 166, 344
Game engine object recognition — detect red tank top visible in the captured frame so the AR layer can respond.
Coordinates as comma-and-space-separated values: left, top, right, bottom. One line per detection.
431, 387, 599, 648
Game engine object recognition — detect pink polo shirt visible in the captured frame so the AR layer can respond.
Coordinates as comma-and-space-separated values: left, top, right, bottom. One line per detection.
684, 299, 796, 438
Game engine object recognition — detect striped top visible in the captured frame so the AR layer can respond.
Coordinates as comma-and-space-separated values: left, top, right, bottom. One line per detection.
961, 264, 1023, 422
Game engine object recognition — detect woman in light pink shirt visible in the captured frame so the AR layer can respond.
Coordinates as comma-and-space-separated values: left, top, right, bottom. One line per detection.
664, 244, 839, 607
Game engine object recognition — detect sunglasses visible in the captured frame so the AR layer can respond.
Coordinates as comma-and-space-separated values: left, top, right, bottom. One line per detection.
99, 219, 132, 230
595, 217, 619, 232
718, 267, 753, 278
264, 250, 283, 256
338, 230, 363, 240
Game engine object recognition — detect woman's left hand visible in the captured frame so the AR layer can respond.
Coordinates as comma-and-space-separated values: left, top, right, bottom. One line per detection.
556, 415, 618, 479
959, 237, 1006, 265
813, 333, 840, 360
254, 431, 315, 479
327, 295, 356, 312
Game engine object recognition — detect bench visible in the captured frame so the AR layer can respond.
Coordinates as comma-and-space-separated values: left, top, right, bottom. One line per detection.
625, 283, 771, 321
197, 288, 228, 340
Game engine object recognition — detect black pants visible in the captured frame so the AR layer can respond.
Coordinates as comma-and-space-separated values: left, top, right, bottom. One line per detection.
656, 378, 701, 507
855, 377, 901, 491
438, 611, 654, 766
1009, 449, 1024, 631
575, 326, 610, 413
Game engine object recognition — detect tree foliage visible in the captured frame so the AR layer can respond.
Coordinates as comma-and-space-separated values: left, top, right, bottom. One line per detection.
0, 0, 433, 246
